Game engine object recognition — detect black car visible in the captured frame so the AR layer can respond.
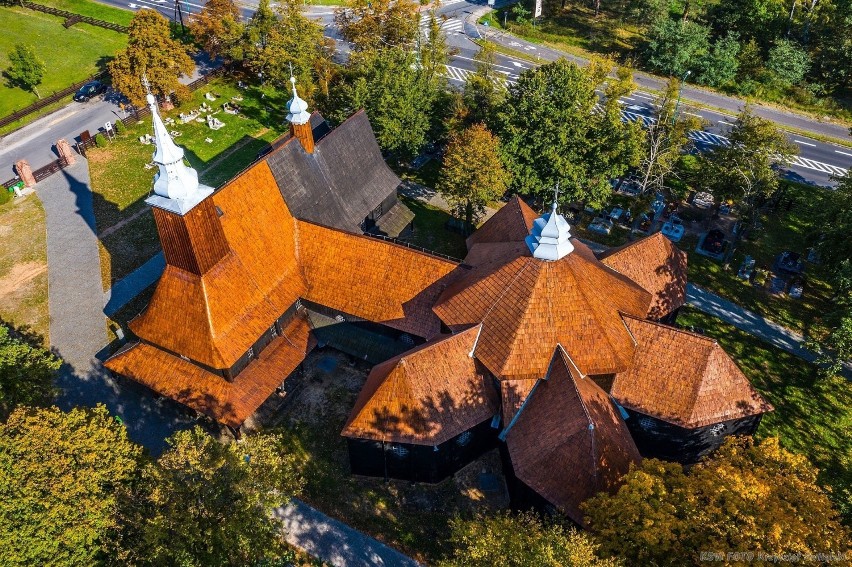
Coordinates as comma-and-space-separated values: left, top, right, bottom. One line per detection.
73, 81, 106, 102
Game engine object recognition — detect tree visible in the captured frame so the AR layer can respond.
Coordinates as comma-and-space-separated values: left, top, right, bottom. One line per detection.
115, 427, 303, 566
438, 124, 510, 229
461, 40, 507, 129
439, 511, 621, 567
496, 58, 643, 206
329, 47, 437, 158
645, 18, 710, 78
419, 9, 451, 89
696, 33, 740, 87
187, 0, 244, 62
243, 0, 329, 93
634, 79, 701, 194
108, 9, 194, 106
767, 39, 811, 85
0, 324, 59, 420
699, 107, 797, 226
5, 44, 45, 98
0, 405, 142, 566
709, 0, 787, 49
334, 0, 419, 54
583, 437, 850, 566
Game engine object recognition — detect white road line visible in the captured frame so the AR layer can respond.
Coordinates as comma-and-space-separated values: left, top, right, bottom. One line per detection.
794, 139, 817, 147
836, 150, 852, 157
683, 111, 702, 117
719, 120, 735, 126
633, 93, 654, 99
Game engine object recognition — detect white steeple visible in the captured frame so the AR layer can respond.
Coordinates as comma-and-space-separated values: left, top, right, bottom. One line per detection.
143, 76, 213, 215
286, 74, 311, 126
525, 186, 575, 261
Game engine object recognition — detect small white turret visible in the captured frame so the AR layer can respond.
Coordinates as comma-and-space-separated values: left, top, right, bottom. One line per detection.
143, 78, 213, 215
525, 186, 575, 261
286, 76, 311, 126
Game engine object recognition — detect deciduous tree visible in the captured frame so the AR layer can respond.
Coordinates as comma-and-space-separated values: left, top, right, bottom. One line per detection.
188, 0, 244, 62
5, 44, 45, 98
583, 437, 850, 566
0, 405, 142, 566
438, 123, 510, 229
767, 39, 811, 85
115, 427, 303, 566
699, 107, 797, 226
440, 511, 621, 567
334, 0, 419, 54
496, 58, 643, 206
635, 79, 701, 194
645, 18, 710, 77
108, 9, 194, 106
0, 324, 59, 420
461, 40, 507, 129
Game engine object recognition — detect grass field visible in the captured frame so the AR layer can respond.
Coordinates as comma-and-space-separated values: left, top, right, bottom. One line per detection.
87, 78, 287, 290
676, 307, 852, 523
0, 194, 49, 344
35, 0, 134, 26
0, 6, 127, 117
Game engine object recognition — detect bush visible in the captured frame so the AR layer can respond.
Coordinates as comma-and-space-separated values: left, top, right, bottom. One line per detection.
94, 133, 108, 148
0, 189, 11, 206
114, 119, 127, 134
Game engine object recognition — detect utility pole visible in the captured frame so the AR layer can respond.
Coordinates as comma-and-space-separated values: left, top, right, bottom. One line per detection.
672, 70, 690, 126
174, 0, 185, 34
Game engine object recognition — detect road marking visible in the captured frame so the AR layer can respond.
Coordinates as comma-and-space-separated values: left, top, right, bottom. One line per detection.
452, 54, 519, 72
794, 139, 817, 147
836, 150, 852, 157
719, 120, 735, 126
683, 111, 702, 117
633, 92, 653, 99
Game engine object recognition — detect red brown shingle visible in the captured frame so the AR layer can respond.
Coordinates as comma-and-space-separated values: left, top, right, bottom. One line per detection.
466, 196, 538, 249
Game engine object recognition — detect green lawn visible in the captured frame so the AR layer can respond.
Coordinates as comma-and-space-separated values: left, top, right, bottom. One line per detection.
34, 0, 134, 26
0, 7, 127, 117
676, 307, 852, 523
683, 181, 835, 335
87, 78, 288, 290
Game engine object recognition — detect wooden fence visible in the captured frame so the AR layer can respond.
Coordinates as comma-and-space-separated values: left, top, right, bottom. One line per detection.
22, 2, 128, 32
0, 72, 107, 130
1, 156, 74, 191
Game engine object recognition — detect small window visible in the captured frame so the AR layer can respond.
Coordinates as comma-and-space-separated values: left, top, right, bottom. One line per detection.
639, 417, 656, 430
334, 314, 345, 323
456, 431, 472, 447
215, 206, 224, 217
247, 346, 255, 360
270, 324, 278, 338
710, 423, 727, 437
390, 445, 409, 458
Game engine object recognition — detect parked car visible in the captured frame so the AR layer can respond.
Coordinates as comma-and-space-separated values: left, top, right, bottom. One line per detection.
73, 81, 106, 102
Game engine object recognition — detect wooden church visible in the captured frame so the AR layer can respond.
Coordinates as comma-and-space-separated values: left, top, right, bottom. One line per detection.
106, 80, 772, 526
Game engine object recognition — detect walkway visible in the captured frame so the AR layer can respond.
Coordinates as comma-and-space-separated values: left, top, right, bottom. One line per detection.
35, 159, 194, 453
274, 499, 423, 567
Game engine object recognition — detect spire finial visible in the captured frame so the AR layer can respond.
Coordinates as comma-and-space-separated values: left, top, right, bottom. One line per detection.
525, 182, 574, 261
142, 74, 156, 108
552, 183, 559, 211
286, 66, 311, 126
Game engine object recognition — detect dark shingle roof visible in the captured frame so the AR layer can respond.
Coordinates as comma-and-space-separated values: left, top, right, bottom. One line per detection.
265, 110, 402, 234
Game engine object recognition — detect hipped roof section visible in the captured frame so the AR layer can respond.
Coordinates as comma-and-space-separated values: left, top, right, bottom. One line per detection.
504, 346, 641, 525
612, 316, 773, 428
130, 161, 307, 369
434, 239, 652, 379
599, 232, 688, 320
341, 325, 498, 445
465, 195, 538, 250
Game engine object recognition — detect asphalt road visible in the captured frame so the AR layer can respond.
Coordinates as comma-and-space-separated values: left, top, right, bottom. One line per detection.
1, 0, 849, 187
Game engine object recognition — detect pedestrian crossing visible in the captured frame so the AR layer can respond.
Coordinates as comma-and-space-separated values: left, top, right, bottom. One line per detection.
419, 14, 465, 39
443, 65, 516, 86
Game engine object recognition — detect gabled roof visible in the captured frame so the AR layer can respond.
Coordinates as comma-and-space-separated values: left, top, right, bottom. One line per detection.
107, 312, 314, 428
500, 379, 538, 426
599, 232, 688, 320
129, 161, 306, 369
341, 325, 498, 445
466, 196, 538, 249
434, 240, 652, 379
265, 110, 403, 234
612, 317, 772, 428
504, 347, 641, 525
297, 220, 463, 340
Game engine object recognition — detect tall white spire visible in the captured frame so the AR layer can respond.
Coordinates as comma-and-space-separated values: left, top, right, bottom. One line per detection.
286, 74, 311, 126
525, 185, 575, 261
143, 76, 213, 215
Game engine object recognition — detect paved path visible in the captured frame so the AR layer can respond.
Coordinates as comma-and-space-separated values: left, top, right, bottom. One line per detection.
274, 499, 423, 567
104, 252, 164, 316
36, 160, 193, 453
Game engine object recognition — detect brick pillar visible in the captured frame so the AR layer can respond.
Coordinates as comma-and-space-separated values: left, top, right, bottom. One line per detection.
161, 98, 175, 111
14, 159, 35, 188
56, 139, 76, 165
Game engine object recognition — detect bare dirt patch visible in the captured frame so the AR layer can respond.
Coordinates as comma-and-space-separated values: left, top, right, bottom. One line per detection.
0, 262, 47, 297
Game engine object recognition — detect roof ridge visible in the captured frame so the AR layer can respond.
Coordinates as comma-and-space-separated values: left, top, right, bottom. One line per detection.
685, 341, 727, 425
622, 314, 719, 344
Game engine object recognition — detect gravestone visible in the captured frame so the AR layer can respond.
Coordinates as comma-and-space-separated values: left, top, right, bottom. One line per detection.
14, 159, 35, 188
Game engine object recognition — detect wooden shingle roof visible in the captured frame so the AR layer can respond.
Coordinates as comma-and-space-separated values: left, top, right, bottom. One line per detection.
504, 347, 641, 525
129, 161, 306, 369
265, 110, 404, 234
466, 195, 538, 249
434, 240, 652, 379
106, 312, 314, 428
341, 325, 498, 445
297, 220, 463, 340
612, 317, 773, 428
599, 232, 688, 320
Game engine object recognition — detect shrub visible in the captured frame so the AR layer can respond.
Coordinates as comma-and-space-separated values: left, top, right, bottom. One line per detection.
94, 133, 108, 148
114, 119, 127, 134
